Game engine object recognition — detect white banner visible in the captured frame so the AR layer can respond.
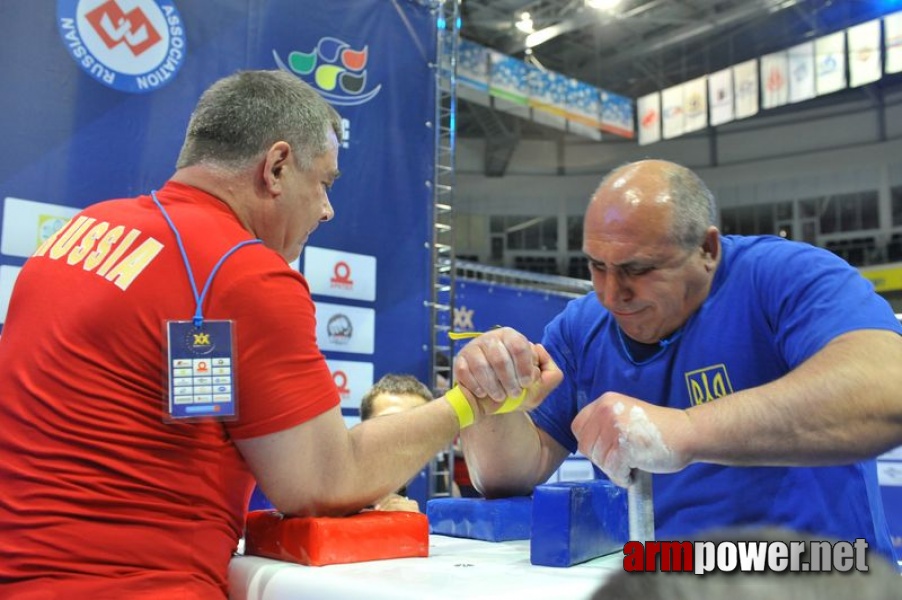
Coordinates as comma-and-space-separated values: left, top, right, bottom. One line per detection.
733, 59, 759, 120
761, 51, 789, 109
848, 19, 882, 87
303, 246, 376, 302
637, 92, 661, 146
1, 197, 80, 259
886, 11, 902, 74
708, 67, 733, 127
326, 359, 374, 411
661, 84, 685, 140
682, 76, 708, 134
877, 460, 902, 486
787, 42, 815, 104
314, 302, 375, 355
816, 31, 847, 96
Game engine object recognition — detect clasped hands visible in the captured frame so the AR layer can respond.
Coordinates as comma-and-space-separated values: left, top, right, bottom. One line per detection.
453, 328, 693, 487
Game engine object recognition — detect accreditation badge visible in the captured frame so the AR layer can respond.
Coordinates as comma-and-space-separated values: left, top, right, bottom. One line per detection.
165, 320, 237, 421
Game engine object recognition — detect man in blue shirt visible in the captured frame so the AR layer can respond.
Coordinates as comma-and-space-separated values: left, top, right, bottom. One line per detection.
454, 159, 902, 561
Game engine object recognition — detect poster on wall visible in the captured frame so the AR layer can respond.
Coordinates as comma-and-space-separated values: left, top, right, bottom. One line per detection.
637, 91, 661, 145
760, 50, 789, 110
0, 0, 437, 387
815, 31, 847, 96
708, 67, 733, 127
886, 11, 902, 74
661, 84, 685, 139
787, 41, 815, 104
847, 19, 882, 88
681, 76, 707, 134
733, 59, 759, 120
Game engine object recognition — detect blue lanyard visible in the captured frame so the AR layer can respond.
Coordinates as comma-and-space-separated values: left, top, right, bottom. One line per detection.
151, 190, 262, 328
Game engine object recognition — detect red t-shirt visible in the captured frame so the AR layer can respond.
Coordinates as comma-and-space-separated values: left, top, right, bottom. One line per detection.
0, 182, 339, 598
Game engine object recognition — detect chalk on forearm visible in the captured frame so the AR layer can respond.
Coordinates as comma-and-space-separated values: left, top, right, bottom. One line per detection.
530, 479, 628, 567
426, 496, 532, 542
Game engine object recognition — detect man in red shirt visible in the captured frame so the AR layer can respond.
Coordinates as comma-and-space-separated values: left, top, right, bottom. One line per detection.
0, 70, 560, 599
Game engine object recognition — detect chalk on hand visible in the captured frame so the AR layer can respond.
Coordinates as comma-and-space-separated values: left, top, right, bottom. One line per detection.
530, 479, 628, 567
426, 496, 532, 542
244, 509, 429, 566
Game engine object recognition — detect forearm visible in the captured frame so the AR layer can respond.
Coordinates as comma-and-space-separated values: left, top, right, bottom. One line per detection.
241, 396, 461, 518
461, 412, 559, 497
685, 329, 902, 465
335, 398, 461, 513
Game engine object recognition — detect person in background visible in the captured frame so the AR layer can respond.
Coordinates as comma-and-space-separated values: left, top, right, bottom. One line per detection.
360, 373, 435, 421
452, 159, 902, 563
0, 69, 560, 599
360, 373, 444, 511
592, 527, 901, 599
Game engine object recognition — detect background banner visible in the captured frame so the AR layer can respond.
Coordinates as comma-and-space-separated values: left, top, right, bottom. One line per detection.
0, 0, 438, 408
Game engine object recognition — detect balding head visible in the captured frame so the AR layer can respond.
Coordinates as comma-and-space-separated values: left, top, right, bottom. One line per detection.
590, 160, 716, 249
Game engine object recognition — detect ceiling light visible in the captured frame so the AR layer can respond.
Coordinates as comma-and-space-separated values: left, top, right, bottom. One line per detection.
586, 0, 622, 10
515, 11, 534, 33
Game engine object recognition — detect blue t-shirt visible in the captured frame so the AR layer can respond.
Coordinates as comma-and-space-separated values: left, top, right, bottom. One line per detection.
532, 235, 899, 559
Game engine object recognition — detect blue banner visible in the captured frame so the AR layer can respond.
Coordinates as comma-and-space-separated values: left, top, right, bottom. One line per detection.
0, 1, 437, 395
452, 280, 573, 345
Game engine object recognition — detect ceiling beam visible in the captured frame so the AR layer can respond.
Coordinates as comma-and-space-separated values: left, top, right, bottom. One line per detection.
504, 0, 666, 54
588, 0, 801, 73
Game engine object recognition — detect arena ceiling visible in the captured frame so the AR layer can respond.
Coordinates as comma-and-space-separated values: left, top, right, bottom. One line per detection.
455, 0, 902, 143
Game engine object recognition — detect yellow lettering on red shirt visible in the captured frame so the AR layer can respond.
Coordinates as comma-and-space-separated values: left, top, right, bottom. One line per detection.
48, 217, 96, 260
34, 218, 73, 257
96, 229, 140, 277
83, 225, 125, 272
67, 221, 110, 266
36, 215, 164, 291
104, 238, 165, 291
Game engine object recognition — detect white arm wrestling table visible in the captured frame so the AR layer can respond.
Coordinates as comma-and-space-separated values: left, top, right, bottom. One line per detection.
228, 534, 622, 600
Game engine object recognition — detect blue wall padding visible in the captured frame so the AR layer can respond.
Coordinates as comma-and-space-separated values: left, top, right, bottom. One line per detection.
426, 496, 532, 541
530, 479, 629, 567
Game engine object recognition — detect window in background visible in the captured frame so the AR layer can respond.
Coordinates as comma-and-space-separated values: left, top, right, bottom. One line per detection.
490, 216, 558, 251
720, 203, 781, 235
818, 191, 878, 234
891, 186, 902, 227
567, 216, 583, 250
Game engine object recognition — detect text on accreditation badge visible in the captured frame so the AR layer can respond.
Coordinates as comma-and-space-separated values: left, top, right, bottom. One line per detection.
166, 320, 237, 421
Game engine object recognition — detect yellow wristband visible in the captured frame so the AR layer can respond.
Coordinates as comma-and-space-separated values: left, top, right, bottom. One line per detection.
495, 387, 528, 414
447, 327, 528, 420
445, 385, 475, 429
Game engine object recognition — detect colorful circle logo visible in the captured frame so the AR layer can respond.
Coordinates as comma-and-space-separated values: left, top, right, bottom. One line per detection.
57, 0, 186, 94
273, 36, 381, 106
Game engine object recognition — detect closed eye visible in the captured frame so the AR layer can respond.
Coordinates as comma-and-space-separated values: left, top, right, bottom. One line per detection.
588, 260, 654, 278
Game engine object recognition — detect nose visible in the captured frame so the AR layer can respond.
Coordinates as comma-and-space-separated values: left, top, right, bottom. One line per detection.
596, 269, 631, 307
321, 199, 334, 222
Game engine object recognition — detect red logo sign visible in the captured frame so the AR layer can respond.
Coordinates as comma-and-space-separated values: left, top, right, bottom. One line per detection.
85, 0, 162, 56
333, 370, 350, 397
330, 260, 354, 289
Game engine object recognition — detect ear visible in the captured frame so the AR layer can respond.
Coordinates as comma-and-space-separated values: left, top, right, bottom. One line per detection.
701, 227, 720, 270
261, 141, 292, 195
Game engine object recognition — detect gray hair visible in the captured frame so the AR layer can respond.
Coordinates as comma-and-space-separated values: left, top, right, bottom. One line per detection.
667, 163, 717, 248
176, 70, 342, 171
